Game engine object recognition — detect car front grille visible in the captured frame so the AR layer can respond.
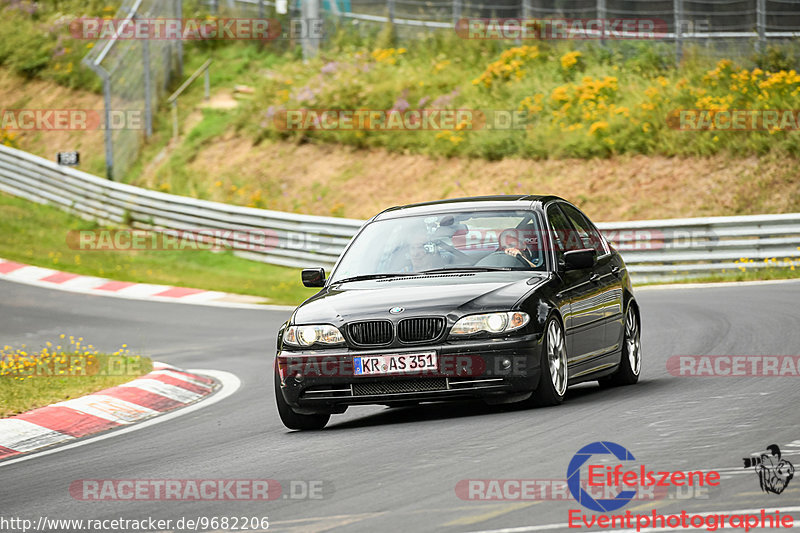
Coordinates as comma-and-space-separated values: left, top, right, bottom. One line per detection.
352, 378, 448, 396
398, 317, 445, 343
347, 320, 393, 346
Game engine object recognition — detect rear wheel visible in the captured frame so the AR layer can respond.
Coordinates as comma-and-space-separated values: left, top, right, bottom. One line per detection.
531, 317, 568, 406
599, 304, 641, 387
274, 371, 330, 430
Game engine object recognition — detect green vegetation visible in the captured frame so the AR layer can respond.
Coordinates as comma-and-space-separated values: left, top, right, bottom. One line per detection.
0, 191, 318, 305
242, 33, 800, 159
0, 337, 153, 417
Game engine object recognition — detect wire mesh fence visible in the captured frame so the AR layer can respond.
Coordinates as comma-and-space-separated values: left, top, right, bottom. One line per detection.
82, 0, 183, 182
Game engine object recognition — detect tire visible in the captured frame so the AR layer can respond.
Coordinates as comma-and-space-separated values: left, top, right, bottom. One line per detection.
274, 371, 330, 430
599, 303, 641, 387
531, 317, 568, 406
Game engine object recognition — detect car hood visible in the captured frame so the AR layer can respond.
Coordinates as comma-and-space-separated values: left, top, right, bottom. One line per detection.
292, 272, 550, 325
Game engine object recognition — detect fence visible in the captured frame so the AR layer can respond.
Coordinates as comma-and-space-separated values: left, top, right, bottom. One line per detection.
210, 0, 800, 60
2, 144, 799, 283
81, 0, 183, 182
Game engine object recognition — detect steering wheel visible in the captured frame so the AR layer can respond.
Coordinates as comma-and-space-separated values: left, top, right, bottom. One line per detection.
431, 238, 471, 262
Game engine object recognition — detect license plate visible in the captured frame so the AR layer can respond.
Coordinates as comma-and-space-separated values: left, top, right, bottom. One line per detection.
353, 352, 437, 376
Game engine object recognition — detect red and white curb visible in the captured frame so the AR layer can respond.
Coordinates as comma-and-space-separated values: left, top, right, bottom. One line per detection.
0, 362, 217, 461
0, 258, 292, 309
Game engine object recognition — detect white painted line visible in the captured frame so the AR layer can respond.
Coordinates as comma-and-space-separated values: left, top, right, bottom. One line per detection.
119, 378, 203, 403
53, 394, 159, 424
0, 369, 240, 467
464, 506, 800, 533
0, 419, 71, 452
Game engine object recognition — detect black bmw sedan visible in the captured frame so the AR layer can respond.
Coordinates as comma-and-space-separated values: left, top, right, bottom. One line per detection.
274, 195, 641, 430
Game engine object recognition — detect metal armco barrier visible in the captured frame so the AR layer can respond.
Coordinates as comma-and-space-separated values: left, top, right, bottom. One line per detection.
1, 145, 798, 282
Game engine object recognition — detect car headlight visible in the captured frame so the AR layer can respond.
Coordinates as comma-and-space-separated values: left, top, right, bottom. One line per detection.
283, 325, 344, 347
451, 312, 530, 335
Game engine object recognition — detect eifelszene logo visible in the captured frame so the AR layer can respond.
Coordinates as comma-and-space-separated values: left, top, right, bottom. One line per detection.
567, 441, 721, 513
743, 444, 795, 494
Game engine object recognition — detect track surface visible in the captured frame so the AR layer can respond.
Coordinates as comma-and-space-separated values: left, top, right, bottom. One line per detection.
2, 279, 800, 532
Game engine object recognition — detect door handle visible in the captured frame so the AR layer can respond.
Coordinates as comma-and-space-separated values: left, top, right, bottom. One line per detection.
589, 273, 600, 283
611, 265, 620, 276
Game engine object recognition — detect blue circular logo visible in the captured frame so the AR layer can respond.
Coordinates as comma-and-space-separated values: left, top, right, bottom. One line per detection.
389, 306, 404, 314
567, 441, 637, 513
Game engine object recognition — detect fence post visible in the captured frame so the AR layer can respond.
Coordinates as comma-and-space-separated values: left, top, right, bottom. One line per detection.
102, 77, 114, 180
388, 0, 395, 25
674, 0, 683, 66
301, 0, 320, 59
597, 0, 606, 44
142, 33, 153, 138
453, 0, 461, 27
756, 0, 766, 53
176, 0, 183, 79
204, 68, 210, 101
522, 0, 530, 19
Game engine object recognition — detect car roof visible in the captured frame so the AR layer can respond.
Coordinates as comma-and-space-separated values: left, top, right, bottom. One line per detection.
372, 195, 565, 221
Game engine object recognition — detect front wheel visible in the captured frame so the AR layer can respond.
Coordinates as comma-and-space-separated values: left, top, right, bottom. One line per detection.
274, 371, 330, 430
531, 317, 568, 406
599, 303, 641, 387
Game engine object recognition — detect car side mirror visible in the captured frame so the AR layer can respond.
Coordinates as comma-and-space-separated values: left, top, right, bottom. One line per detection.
301, 268, 326, 287
563, 249, 596, 270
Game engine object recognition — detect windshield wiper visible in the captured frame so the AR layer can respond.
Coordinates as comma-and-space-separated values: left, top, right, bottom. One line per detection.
419, 266, 512, 273
333, 273, 419, 284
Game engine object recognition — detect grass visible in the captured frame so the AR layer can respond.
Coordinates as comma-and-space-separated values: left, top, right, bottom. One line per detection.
0, 191, 319, 306
0, 337, 153, 417
641, 264, 800, 286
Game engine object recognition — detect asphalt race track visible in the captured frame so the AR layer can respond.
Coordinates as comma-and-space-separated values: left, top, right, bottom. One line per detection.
2, 278, 800, 532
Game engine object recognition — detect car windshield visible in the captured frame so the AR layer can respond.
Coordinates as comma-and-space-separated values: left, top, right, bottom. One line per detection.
330, 210, 548, 282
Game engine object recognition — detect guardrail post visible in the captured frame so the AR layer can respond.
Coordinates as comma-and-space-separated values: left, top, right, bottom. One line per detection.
674, 0, 683, 66
756, 0, 766, 53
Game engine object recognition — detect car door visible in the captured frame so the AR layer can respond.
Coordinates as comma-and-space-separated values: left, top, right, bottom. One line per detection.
546, 203, 603, 363
559, 203, 624, 356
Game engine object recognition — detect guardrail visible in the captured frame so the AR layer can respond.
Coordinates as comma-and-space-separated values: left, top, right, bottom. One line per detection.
1, 144, 798, 282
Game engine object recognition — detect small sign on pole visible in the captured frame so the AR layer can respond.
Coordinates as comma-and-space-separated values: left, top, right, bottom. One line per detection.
57, 151, 80, 166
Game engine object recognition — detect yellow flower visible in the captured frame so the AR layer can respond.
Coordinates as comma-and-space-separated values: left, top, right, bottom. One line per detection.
560, 51, 582, 70
589, 121, 609, 135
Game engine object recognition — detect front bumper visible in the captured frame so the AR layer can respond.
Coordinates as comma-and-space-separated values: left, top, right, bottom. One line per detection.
276, 333, 543, 411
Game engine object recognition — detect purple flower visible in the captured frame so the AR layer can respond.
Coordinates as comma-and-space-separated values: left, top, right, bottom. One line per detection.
431, 88, 460, 109
321, 61, 338, 74
295, 85, 316, 103
392, 97, 409, 112
418, 96, 430, 108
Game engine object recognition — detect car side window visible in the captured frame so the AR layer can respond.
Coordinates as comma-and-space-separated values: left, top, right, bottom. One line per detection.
559, 204, 608, 256
546, 204, 580, 264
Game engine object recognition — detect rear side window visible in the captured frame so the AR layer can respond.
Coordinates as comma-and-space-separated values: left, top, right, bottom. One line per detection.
559, 203, 609, 256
